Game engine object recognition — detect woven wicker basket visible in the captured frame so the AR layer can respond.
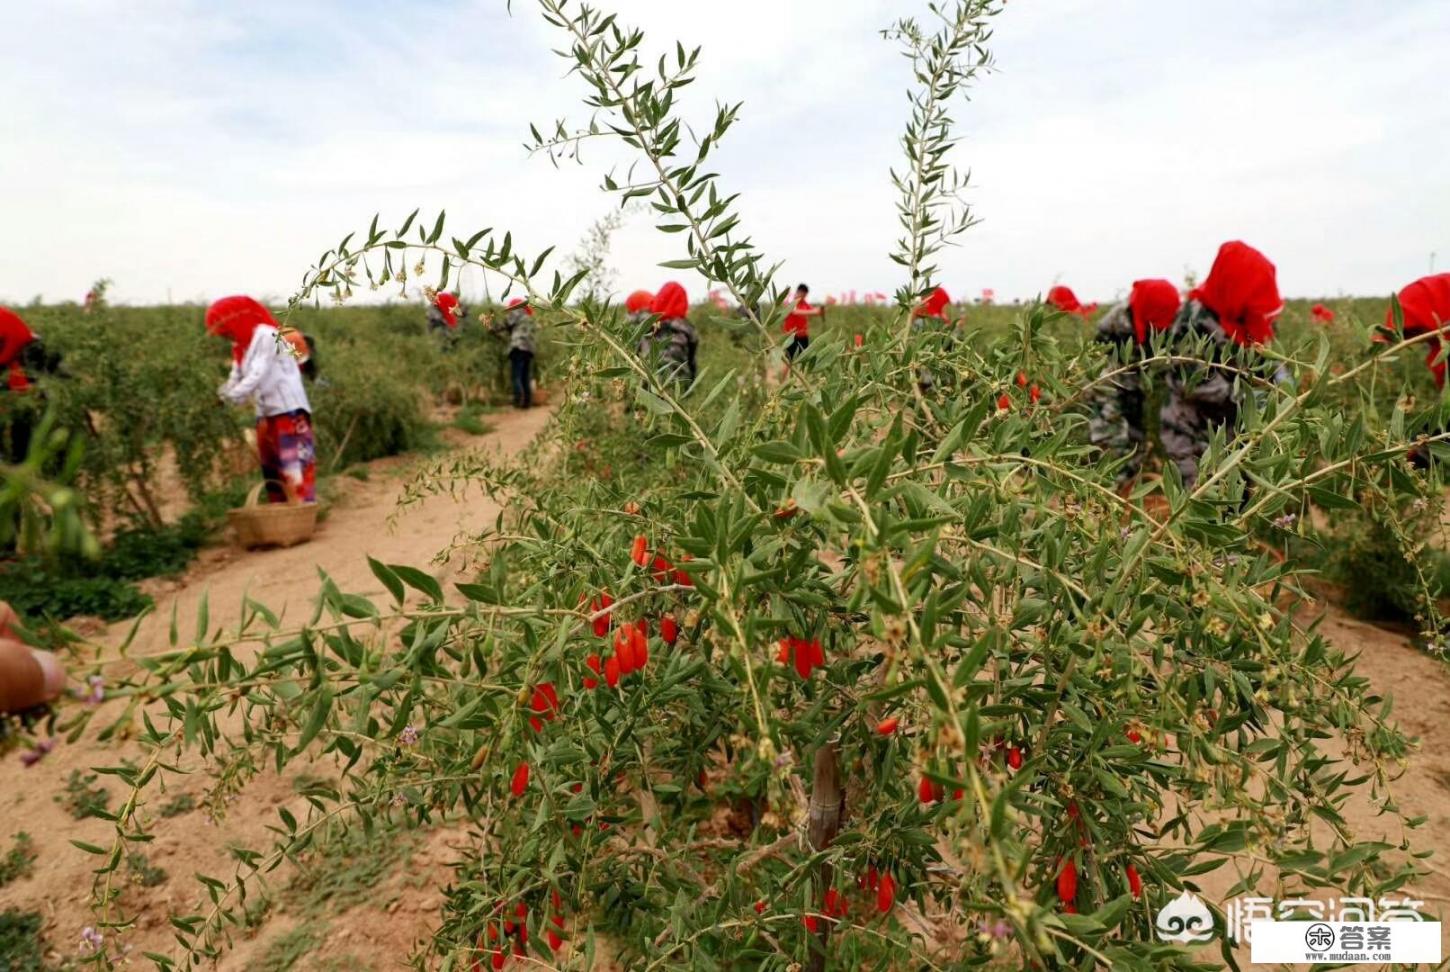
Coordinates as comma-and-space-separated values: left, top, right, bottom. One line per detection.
227, 483, 318, 550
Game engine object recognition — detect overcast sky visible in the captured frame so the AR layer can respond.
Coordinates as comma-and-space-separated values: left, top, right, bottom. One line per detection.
2, 0, 1446, 307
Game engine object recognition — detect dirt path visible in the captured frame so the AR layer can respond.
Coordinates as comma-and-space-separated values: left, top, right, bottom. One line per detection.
5, 404, 1450, 968
0, 406, 551, 970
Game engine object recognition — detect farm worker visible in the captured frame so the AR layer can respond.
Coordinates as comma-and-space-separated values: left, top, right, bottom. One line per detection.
912, 286, 954, 391
1047, 285, 1098, 319
428, 292, 466, 349
1379, 273, 1450, 387
1087, 279, 1182, 484
1378, 273, 1450, 467
0, 601, 66, 715
206, 296, 317, 504
782, 283, 823, 364
624, 290, 655, 325
1160, 241, 1285, 488
914, 286, 953, 322
493, 298, 537, 409
0, 308, 64, 465
639, 282, 699, 386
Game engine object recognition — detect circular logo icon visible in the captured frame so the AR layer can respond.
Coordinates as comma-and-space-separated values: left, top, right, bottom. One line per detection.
1305, 923, 1336, 951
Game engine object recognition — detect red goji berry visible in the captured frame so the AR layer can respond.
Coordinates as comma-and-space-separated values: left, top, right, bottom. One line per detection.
590, 592, 613, 638
630, 535, 648, 567
997, 393, 1011, 411
1126, 863, 1142, 899
876, 717, 900, 736
490, 950, 505, 970
1056, 859, 1078, 904
753, 900, 766, 914
651, 554, 673, 583
1007, 746, 1023, 770
917, 776, 942, 804
614, 628, 636, 674
583, 654, 601, 690
661, 615, 679, 646
876, 872, 896, 914
1127, 728, 1142, 744
546, 930, 564, 951
604, 654, 621, 688
510, 762, 530, 797
853, 333, 864, 348
1030, 384, 1041, 403
1016, 370, 1029, 388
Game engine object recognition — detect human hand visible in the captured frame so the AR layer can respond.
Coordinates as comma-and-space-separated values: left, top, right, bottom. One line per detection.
0, 602, 66, 714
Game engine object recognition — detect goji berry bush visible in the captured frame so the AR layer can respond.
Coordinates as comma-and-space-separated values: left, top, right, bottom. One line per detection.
76, 2, 1448, 970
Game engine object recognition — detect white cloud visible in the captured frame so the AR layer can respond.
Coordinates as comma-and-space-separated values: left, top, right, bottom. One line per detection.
0, 0, 1446, 308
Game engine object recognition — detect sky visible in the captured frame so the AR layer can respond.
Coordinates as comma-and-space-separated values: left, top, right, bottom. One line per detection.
1, 0, 1447, 307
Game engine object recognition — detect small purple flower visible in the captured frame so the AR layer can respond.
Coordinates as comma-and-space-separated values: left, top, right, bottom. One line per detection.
1272, 512, 1298, 530
79, 926, 104, 955
80, 675, 105, 706
399, 725, 420, 747
391, 792, 407, 808
977, 918, 1012, 940
20, 738, 55, 767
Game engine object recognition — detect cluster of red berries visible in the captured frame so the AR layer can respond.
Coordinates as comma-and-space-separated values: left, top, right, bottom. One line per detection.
997, 370, 1043, 412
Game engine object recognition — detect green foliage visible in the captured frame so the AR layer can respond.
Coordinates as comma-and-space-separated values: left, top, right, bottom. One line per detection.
57, 769, 110, 821
125, 852, 167, 889
0, 833, 37, 888
0, 909, 49, 972
0, 557, 151, 622
70, 2, 1449, 970
156, 793, 197, 819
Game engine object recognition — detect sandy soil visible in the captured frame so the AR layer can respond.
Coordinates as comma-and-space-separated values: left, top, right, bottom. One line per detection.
0, 405, 550, 970
5, 401, 1450, 969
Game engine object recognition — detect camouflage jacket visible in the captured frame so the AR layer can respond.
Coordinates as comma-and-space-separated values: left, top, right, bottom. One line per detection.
1094, 301, 1136, 347
1165, 300, 1291, 405
500, 308, 537, 355
638, 317, 699, 383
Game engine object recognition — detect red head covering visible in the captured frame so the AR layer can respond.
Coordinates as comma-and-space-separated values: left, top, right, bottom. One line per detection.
1127, 279, 1182, 344
650, 282, 689, 320
506, 297, 534, 317
1190, 242, 1282, 347
1310, 303, 1336, 324
1047, 285, 1081, 314
1387, 273, 1450, 387
914, 287, 951, 319
435, 292, 460, 328
0, 307, 36, 392
625, 290, 655, 314
205, 296, 277, 364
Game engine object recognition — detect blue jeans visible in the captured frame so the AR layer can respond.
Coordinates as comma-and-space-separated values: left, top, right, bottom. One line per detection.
509, 349, 533, 408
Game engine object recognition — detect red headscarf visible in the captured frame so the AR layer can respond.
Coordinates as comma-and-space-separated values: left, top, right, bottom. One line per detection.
506, 297, 534, 317
625, 290, 655, 315
1047, 285, 1097, 318
1127, 279, 1182, 344
914, 287, 951, 320
205, 296, 277, 364
1189, 241, 1282, 347
435, 292, 460, 328
650, 282, 689, 320
0, 308, 36, 392
1388, 273, 1450, 387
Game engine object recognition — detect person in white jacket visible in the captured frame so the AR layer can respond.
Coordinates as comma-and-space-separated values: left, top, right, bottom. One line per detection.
205, 296, 316, 504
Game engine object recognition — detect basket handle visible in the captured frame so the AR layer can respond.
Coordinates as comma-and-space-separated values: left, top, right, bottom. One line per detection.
245, 481, 287, 508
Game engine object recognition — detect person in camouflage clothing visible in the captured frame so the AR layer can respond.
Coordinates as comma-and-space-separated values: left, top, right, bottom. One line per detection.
639, 281, 698, 386
1160, 241, 1285, 487
624, 289, 655, 327
912, 286, 954, 392
494, 298, 537, 409
428, 292, 467, 349
1087, 279, 1181, 484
